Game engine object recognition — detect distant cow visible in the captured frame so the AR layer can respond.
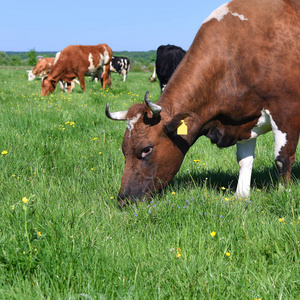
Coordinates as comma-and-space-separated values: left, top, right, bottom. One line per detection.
27, 57, 55, 81
59, 79, 80, 93
41, 44, 113, 95
106, 0, 300, 207
110, 56, 130, 82
154, 45, 186, 93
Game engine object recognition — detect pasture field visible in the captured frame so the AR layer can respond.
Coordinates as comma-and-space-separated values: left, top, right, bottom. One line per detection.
0, 67, 300, 299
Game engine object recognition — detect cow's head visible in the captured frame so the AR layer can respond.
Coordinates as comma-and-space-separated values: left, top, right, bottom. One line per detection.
27, 70, 36, 81
106, 91, 194, 208
41, 76, 56, 96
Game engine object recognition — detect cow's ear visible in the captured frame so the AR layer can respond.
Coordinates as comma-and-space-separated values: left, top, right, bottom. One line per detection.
164, 113, 185, 136
164, 113, 196, 137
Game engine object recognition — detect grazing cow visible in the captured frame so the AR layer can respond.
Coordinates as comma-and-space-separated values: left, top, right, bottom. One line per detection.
41, 44, 113, 95
154, 45, 186, 93
109, 56, 130, 82
106, 0, 300, 207
27, 57, 55, 81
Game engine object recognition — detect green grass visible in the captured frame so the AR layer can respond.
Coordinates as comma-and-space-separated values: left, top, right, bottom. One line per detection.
0, 67, 300, 299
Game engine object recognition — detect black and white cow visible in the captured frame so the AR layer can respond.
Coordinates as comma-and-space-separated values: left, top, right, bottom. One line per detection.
153, 45, 186, 93
110, 56, 130, 82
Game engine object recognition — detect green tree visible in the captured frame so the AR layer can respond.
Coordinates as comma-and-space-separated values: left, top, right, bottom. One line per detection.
28, 49, 37, 66
0, 51, 9, 65
8, 55, 22, 66
149, 54, 156, 63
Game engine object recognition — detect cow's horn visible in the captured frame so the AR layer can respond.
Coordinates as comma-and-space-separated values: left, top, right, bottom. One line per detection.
144, 91, 162, 116
105, 103, 127, 120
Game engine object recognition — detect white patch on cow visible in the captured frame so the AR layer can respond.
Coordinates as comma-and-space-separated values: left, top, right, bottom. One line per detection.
250, 109, 287, 158
103, 49, 110, 65
203, 2, 248, 24
88, 52, 105, 74
88, 53, 96, 72
54, 51, 61, 65
268, 110, 287, 159
110, 64, 117, 72
127, 113, 141, 136
250, 109, 272, 139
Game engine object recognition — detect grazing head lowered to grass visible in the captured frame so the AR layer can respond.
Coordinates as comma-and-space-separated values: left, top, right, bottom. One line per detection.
106, 0, 300, 207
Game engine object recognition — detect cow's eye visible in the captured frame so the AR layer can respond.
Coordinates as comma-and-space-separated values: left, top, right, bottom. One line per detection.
141, 146, 153, 158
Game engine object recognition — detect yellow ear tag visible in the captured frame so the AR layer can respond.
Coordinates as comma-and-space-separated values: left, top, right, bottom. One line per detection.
177, 120, 188, 135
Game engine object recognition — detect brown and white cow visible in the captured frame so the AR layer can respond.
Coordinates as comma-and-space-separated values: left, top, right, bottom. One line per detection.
27, 57, 55, 81
106, 0, 300, 207
41, 44, 113, 95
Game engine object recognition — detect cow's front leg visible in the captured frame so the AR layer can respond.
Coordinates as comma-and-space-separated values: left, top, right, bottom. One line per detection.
78, 73, 86, 92
67, 82, 71, 94
236, 138, 256, 198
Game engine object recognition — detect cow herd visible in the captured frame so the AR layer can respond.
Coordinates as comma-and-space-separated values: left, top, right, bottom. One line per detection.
27, 45, 132, 95
28, 43, 185, 96
28, 0, 300, 207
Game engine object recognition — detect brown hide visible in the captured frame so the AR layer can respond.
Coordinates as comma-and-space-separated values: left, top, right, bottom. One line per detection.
41, 44, 113, 95
32, 57, 55, 76
108, 0, 300, 206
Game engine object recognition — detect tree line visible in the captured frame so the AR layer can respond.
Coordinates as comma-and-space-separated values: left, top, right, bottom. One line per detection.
0, 49, 157, 71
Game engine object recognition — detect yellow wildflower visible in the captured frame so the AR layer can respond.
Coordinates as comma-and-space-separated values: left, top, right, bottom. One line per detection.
279, 218, 284, 222
37, 231, 42, 237
1, 150, 8, 155
210, 231, 216, 237
22, 197, 29, 204
226, 252, 231, 256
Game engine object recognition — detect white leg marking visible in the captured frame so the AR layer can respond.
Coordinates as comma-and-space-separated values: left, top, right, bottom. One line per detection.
236, 139, 256, 198
203, 2, 248, 24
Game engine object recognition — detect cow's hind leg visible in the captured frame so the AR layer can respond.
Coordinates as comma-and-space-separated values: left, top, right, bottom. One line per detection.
273, 131, 299, 185
101, 67, 110, 90
236, 138, 257, 198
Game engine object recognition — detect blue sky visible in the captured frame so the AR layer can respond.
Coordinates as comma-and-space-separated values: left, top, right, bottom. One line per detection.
1, 0, 226, 52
